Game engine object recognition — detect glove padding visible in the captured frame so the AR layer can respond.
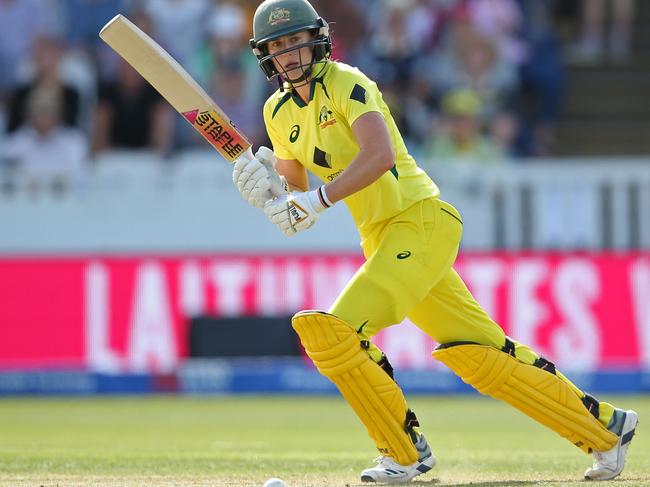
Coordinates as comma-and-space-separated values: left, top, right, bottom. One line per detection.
264, 188, 331, 236
232, 146, 288, 208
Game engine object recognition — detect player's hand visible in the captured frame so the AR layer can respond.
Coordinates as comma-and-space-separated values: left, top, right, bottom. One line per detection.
232, 146, 288, 208
264, 187, 332, 236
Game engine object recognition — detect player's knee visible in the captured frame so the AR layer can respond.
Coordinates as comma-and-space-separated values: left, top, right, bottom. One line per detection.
291, 310, 356, 343
432, 338, 559, 393
436, 336, 553, 368
364, 346, 394, 380
291, 310, 361, 375
432, 338, 617, 453
291, 310, 398, 381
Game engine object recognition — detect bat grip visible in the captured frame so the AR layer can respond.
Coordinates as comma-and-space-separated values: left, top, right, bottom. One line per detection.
255, 146, 277, 169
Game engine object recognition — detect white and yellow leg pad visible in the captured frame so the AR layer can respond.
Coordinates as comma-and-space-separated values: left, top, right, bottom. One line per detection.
433, 342, 618, 454
292, 310, 419, 466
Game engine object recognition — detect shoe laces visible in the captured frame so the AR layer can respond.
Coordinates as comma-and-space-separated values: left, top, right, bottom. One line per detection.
373, 455, 399, 468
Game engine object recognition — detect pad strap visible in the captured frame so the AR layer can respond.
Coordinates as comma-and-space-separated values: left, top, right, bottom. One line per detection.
292, 310, 419, 465
433, 343, 618, 454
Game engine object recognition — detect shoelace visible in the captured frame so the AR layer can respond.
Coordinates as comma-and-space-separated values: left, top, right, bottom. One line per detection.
592, 451, 606, 466
373, 455, 389, 466
373, 455, 405, 470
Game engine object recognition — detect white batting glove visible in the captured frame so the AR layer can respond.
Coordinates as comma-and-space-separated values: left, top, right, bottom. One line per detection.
232, 146, 288, 208
264, 186, 333, 236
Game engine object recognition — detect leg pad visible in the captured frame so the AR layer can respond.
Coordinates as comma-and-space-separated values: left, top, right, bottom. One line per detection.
292, 310, 418, 465
433, 343, 618, 453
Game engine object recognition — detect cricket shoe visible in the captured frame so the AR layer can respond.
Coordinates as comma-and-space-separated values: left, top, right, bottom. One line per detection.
360, 433, 435, 484
584, 409, 638, 481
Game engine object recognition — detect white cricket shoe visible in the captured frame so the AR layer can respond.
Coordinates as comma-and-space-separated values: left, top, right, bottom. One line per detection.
360, 433, 435, 484
584, 409, 638, 481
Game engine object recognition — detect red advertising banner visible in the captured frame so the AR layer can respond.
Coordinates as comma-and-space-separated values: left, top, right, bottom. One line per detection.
0, 254, 648, 373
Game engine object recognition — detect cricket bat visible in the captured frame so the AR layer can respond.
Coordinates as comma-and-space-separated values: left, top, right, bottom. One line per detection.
99, 14, 252, 163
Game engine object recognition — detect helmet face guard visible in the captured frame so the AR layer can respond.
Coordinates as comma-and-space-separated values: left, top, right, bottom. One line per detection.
250, 24, 331, 85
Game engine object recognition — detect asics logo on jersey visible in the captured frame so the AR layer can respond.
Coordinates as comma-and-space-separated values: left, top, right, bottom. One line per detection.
319, 106, 337, 129
289, 124, 300, 143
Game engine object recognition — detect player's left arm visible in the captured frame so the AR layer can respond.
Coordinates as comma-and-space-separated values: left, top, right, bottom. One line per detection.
321, 111, 394, 203
264, 111, 396, 236
265, 72, 396, 236
276, 157, 309, 192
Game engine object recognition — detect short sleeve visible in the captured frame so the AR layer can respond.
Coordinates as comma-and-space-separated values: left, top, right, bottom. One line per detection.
332, 68, 383, 127
263, 98, 294, 160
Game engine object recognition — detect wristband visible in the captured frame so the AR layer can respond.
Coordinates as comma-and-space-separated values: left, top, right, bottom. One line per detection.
317, 185, 334, 208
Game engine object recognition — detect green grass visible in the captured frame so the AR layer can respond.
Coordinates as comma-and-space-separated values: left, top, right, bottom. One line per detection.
0, 395, 648, 486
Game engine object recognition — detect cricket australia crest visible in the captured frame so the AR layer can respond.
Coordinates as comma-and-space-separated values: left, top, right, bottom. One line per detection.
318, 105, 336, 129
269, 8, 291, 26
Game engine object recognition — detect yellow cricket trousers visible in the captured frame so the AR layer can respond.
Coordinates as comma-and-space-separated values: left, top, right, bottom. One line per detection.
329, 197, 505, 347
329, 197, 615, 427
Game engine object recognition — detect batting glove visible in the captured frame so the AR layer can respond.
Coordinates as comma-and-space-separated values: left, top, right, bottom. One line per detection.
232, 146, 288, 208
264, 186, 333, 236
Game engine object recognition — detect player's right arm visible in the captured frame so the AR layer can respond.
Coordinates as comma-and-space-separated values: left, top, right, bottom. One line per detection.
232, 147, 288, 208
232, 94, 304, 209
275, 157, 309, 192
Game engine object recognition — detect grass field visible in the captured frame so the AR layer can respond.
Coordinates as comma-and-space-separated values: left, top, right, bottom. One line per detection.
0, 395, 648, 487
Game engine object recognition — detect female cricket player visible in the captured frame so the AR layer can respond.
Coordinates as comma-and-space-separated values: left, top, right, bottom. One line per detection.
232, 0, 638, 483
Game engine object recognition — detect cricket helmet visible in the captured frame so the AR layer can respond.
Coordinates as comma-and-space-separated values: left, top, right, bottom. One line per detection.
250, 0, 331, 81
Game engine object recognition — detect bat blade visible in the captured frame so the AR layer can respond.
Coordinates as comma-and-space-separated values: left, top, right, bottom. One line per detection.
99, 14, 251, 163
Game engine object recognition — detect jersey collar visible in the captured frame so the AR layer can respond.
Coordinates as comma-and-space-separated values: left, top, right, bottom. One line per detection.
290, 61, 332, 108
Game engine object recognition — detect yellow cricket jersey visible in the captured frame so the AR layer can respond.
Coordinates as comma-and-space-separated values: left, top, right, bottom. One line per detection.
263, 60, 439, 233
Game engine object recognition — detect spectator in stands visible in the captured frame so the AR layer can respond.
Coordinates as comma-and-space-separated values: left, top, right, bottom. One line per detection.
143, 0, 211, 67
365, 0, 448, 140
92, 58, 173, 155
459, 0, 526, 66
516, 0, 566, 156
425, 89, 505, 164
182, 2, 266, 148
367, 1, 420, 90
61, 0, 124, 104
64, 0, 123, 49
431, 26, 519, 151
369, 0, 452, 146
2, 84, 87, 195
0, 0, 59, 103
6, 36, 81, 133
571, 0, 636, 64
312, 0, 367, 63
210, 59, 267, 147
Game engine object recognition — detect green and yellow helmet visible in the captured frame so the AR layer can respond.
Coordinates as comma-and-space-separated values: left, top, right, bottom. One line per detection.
250, 0, 331, 82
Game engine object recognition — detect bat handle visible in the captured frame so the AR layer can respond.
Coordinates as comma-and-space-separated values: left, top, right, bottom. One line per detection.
255, 146, 277, 169
255, 147, 286, 199
234, 145, 284, 200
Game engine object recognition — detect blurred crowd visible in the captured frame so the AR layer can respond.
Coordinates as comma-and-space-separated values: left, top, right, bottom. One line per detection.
0, 0, 638, 195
